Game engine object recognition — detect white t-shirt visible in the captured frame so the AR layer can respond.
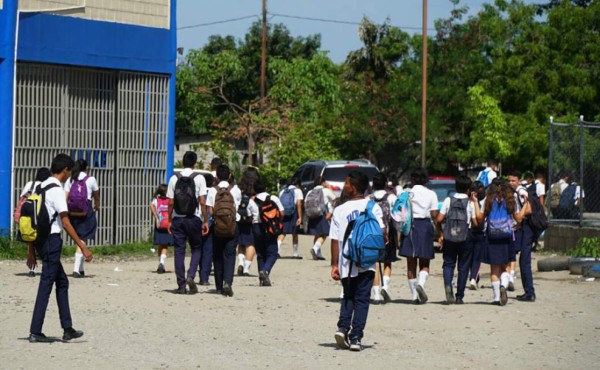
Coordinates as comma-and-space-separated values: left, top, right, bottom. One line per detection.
166, 168, 208, 219
248, 192, 285, 224
306, 185, 337, 214
558, 179, 568, 193
534, 180, 546, 198
440, 193, 475, 228
279, 185, 304, 203
206, 181, 243, 221
40, 177, 69, 234
64, 172, 99, 200
329, 199, 385, 278
485, 167, 498, 183
409, 185, 439, 219
20, 181, 42, 197
372, 190, 398, 209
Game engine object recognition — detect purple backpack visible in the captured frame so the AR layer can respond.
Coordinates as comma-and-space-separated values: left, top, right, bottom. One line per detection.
68, 176, 90, 214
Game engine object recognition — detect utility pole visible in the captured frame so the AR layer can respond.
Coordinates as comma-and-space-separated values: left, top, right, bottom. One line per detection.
421, 0, 428, 168
260, 0, 267, 102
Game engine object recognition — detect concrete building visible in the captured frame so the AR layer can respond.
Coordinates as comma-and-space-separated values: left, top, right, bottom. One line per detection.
0, 0, 176, 245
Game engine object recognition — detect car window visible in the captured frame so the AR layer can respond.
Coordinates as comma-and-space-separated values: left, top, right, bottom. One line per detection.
428, 183, 456, 200
301, 166, 315, 183
323, 166, 379, 182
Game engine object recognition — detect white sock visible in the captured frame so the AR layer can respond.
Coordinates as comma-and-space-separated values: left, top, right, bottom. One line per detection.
293, 244, 299, 256
373, 286, 381, 300
74, 253, 83, 272
409, 279, 418, 300
277, 240, 282, 254
492, 281, 501, 301
313, 241, 322, 254
383, 275, 390, 291
340, 287, 345, 299
79, 255, 85, 272
160, 254, 167, 266
500, 272, 509, 288
509, 270, 515, 283
243, 260, 252, 273
237, 253, 245, 266
418, 270, 429, 288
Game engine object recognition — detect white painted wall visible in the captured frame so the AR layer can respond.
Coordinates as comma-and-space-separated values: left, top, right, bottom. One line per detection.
18, 0, 169, 29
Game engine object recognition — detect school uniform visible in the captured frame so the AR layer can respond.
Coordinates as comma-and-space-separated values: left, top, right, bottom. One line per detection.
238, 194, 255, 247
64, 172, 99, 241
279, 185, 303, 234
330, 199, 385, 342
513, 185, 537, 298
439, 194, 475, 300
166, 168, 207, 290
248, 193, 284, 276
468, 199, 486, 283
199, 194, 213, 284
372, 190, 398, 263
30, 177, 74, 335
207, 181, 242, 293
151, 198, 173, 246
399, 185, 438, 259
481, 198, 519, 266
16, 181, 43, 242
306, 186, 336, 236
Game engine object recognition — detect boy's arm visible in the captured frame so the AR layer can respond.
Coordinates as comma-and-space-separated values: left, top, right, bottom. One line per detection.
61, 213, 92, 261
92, 190, 100, 211
199, 195, 209, 236
330, 239, 340, 281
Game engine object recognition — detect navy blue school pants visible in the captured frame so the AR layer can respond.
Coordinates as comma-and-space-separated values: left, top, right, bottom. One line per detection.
442, 234, 473, 300
171, 216, 203, 289
518, 223, 536, 297
468, 232, 485, 281
30, 234, 72, 334
212, 226, 239, 291
199, 226, 214, 284
338, 270, 375, 341
252, 224, 278, 274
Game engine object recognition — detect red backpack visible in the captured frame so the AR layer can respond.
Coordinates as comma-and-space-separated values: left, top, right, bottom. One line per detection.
156, 197, 170, 230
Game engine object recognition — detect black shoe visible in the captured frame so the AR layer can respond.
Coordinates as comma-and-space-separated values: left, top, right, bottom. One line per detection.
186, 277, 198, 294
445, 285, 455, 305
259, 270, 271, 286
175, 287, 188, 295
63, 328, 84, 341
72, 272, 84, 278
28, 271, 36, 277
223, 282, 234, 297
156, 264, 165, 274
500, 286, 508, 306
334, 328, 350, 350
507, 282, 515, 292
28, 333, 52, 343
349, 338, 363, 352
243, 272, 250, 277
516, 294, 536, 302
237, 265, 244, 276
199, 280, 210, 286
310, 249, 319, 260
455, 298, 464, 304
380, 288, 391, 303
411, 299, 420, 305
317, 256, 326, 261
370, 298, 383, 305
416, 285, 428, 304
491, 301, 502, 306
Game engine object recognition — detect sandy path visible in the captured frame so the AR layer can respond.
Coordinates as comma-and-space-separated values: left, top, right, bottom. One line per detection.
1, 235, 599, 369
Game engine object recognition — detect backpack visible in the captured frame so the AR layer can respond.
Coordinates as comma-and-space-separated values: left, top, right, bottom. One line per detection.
255, 195, 283, 236
524, 185, 548, 234
14, 181, 35, 223
342, 200, 386, 270
213, 185, 237, 238
305, 188, 326, 219
487, 199, 513, 241
549, 182, 562, 209
477, 169, 490, 188
67, 175, 90, 215
372, 193, 391, 226
238, 194, 253, 224
156, 197, 170, 230
443, 197, 469, 243
280, 188, 296, 216
19, 183, 60, 251
391, 191, 412, 236
559, 183, 578, 219
173, 172, 200, 216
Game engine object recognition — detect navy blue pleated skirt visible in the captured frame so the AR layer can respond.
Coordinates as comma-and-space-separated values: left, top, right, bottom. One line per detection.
307, 214, 330, 236
399, 218, 435, 259
153, 228, 173, 246
482, 237, 511, 265
282, 214, 299, 234
69, 201, 97, 241
238, 222, 254, 246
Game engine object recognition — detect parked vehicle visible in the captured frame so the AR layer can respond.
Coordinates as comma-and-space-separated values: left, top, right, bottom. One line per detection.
426, 176, 456, 210
292, 160, 381, 197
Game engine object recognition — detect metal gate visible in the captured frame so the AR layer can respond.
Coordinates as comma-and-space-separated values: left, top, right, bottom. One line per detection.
13, 63, 169, 245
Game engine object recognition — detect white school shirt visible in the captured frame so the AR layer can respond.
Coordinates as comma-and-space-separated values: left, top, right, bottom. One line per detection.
248, 192, 285, 224
40, 177, 69, 234
485, 167, 498, 183
514, 185, 529, 212
64, 172, 99, 200
166, 168, 208, 220
558, 179, 568, 193
20, 181, 42, 197
409, 185, 439, 219
329, 199, 385, 278
279, 185, 304, 203
439, 193, 475, 228
305, 185, 337, 213
534, 180, 546, 198
372, 190, 398, 209
206, 181, 243, 221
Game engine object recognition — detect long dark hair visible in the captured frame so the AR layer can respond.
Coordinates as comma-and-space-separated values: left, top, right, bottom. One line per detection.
483, 182, 516, 217
153, 184, 168, 198
239, 167, 260, 196
71, 159, 88, 181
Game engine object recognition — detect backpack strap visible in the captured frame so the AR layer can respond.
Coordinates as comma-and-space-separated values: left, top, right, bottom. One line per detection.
41, 183, 61, 228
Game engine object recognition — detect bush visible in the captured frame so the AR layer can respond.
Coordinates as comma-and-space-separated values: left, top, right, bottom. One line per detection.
571, 237, 600, 258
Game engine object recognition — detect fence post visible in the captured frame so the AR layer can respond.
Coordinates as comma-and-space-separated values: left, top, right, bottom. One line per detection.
579, 115, 584, 227
548, 116, 554, 215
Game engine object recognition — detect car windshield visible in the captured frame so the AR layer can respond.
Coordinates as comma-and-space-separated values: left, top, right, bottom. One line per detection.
323, 166, 379, 182
428, 182, 456, 200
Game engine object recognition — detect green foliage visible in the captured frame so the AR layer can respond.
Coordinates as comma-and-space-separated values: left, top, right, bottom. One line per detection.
572, 237, 600, 258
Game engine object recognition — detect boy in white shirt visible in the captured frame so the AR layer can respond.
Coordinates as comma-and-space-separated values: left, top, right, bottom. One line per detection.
278, 177, 303, 257
331, 171, 386, 352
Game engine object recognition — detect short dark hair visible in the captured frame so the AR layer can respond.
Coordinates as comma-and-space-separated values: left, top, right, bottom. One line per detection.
254, 176, 267, 193
216, 165, 230, 181
35, 167, 51, 182
50, 154, 74, 174
507, 170, 521, 179
347, 170, 369, 194
182, 151, 197, 168
210, 157, 222, 169
410, 168, 429, 186
314, 175, 326, 187
372, 173, 387, 191
488, 160, 497, 166
523, 171, 534, 181
288, 176, 300, 187
455, 175, 472, 194
203, 173, 215, 187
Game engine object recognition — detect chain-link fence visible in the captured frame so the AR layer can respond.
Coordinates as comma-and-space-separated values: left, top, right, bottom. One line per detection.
548, 117, 600, 227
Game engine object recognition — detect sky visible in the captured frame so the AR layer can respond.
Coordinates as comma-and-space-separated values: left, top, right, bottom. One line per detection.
177, 0, 544, 64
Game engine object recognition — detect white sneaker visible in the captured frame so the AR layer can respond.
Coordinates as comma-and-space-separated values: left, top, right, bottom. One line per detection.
469, 279, 478, 290
293, 246, 299, 257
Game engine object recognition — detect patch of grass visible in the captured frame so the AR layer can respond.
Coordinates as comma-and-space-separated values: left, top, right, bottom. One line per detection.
0, 237, 28, 260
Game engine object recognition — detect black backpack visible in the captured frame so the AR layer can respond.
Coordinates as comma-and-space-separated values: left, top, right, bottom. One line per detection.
238, 194, 253, 224
443, 197, 469, 243
19, 183, 60, 254
525, 185, 548, 234
174, 172, 200, 216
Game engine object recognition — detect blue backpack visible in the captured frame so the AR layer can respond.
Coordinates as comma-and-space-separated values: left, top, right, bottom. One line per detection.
477, 169, 490, 188
342, 200, 386, 270
391, 191, 412, 236
487, 199, 513, 240
280, 188, 296, 216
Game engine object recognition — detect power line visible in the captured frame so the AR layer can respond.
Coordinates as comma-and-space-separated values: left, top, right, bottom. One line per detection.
178, 15, 259, 30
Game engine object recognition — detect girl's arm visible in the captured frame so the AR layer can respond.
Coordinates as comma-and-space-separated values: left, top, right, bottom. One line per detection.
150, 202, 159, 224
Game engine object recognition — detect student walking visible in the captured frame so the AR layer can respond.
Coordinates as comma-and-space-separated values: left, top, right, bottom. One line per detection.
28, 154, 93, 343
207, 165, 242, 296
305, 176, 336, 260
330, 171, 386, 351
198, 173, 214, 286
236, 167, 259, 276
468, 181, 486, 290
399, 168, 439, 304
150, 184, 173, 274
166, 151, 209, 294
65, 159, 100, 278
278, 177, 303, 258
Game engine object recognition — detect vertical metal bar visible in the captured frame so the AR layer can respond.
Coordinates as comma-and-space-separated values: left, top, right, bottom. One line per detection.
579, 115, 584, 226
548, 116, 554, 215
